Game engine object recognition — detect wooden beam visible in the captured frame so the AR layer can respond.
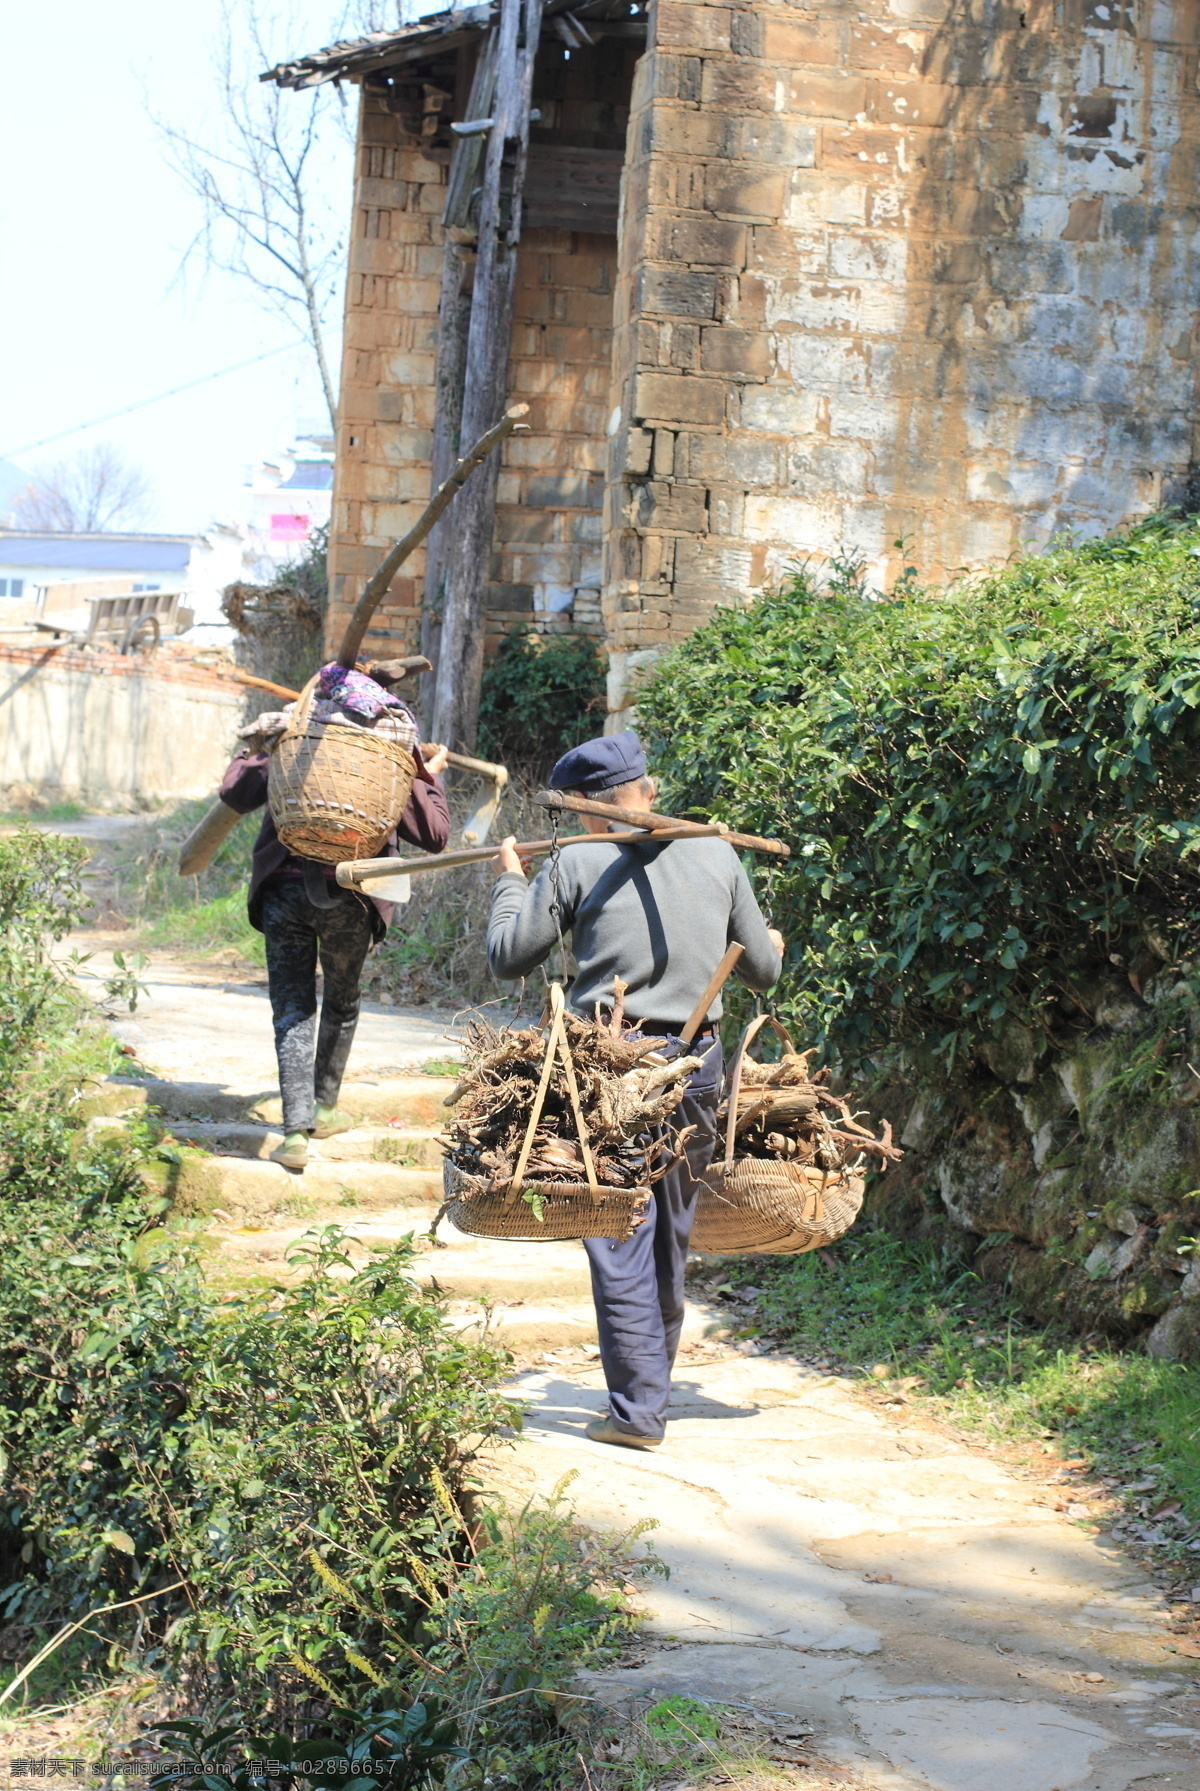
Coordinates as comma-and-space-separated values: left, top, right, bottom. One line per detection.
430, 0, 545, 753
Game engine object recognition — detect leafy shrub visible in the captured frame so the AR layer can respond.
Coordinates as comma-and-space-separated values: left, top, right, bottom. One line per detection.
1, 1223, 513, 1703
638, 513, 1200, 1068
0, 829, 651, 1779
478, 628, 606, 773
0, 828, 90, 1081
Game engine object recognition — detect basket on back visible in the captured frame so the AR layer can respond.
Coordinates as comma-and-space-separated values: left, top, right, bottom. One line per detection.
692, 1015, 900, 1256
268, 672, 417, 864
441, 985, 701, 1243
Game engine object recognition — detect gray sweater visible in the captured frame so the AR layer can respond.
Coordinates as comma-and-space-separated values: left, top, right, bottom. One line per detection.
487, 835, 782, 1024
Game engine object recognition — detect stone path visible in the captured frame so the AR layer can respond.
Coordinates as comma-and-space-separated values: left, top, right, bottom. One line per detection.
68, 928, 1200, 1789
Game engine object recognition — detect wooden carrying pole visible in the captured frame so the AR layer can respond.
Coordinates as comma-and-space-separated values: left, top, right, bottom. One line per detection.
335, 826, 724, 887
335, 402, 529, 670
535, 789, 791, 858
229, 664, 428, 703
178, 801, 243, 878
216, 671, 507, 789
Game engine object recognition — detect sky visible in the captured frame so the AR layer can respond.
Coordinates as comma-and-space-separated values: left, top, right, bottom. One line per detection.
0, 2, 383, 536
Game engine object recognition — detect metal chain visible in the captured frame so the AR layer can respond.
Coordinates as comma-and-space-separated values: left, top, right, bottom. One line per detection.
756, 857, 779, 1020
762, 855, 777, 928
546, 808, 568, 978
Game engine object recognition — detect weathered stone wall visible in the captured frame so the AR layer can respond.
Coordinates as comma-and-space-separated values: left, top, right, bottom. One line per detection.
327, 76, 628, 666
0, 646, 244, 810
603, 0, 1200, 722
874, 971, 1200, 1363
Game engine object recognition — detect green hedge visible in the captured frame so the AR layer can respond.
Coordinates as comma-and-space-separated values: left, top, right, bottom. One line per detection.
638, 514, 1200, 1067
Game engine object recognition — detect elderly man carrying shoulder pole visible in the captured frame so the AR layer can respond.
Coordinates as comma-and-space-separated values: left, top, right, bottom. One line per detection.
487, 730, 783, 1450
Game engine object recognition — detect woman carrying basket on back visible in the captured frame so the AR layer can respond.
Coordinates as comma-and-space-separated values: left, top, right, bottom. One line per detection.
218, 663, 451, 1171
487, 730, 783, 1451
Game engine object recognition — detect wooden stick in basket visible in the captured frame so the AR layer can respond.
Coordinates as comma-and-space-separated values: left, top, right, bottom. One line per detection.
678, 942, 745, 1045
536, 790, 790, 858
335, 826, 723, 886
336, 404, 529, 669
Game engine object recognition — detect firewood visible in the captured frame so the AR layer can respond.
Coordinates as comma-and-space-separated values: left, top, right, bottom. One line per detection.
443, 1008, 700, 1192
720, 1040, 902, 1174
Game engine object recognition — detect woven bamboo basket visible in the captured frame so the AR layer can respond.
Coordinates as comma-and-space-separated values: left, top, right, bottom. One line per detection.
693, 1159, 865, 1255
442, 1159, 650, 1242
267, 673, 416, 864
691, 1015, 865, 1256
440, 985, 653, 1243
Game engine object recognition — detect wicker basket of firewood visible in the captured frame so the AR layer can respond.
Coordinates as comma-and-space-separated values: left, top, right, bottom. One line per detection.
440, 984, 701, 1243
692, 1016, 901, 1256
268, 672, 417, 864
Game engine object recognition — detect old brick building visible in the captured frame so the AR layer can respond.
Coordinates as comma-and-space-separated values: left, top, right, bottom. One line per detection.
270, 1, 1200, 728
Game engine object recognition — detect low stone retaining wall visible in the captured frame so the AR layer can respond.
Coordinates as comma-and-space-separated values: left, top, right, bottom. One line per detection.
876, 968, 1200, 1363
0, 644, 243, 810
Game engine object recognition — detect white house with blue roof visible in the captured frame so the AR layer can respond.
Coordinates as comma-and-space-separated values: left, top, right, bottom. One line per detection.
0, 527, 247, 626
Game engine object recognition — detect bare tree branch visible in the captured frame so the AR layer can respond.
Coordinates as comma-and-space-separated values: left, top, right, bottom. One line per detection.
13, 444, 153, 534
151, 0, 352, 434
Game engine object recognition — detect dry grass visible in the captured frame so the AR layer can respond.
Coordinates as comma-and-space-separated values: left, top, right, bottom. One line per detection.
363, 773, 575, 1011
575, 1695, 882, 1791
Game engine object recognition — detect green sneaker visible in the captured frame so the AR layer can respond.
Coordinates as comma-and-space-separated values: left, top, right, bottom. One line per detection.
270, 1131, 308, 1170
312, 1105, 355, 1140
585, 1416, 661, 1451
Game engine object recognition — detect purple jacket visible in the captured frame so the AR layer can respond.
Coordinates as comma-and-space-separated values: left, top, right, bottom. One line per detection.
219, 744, 451, 940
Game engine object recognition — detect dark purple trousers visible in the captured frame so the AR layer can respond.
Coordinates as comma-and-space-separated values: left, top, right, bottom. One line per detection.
583, 1036, 724, 1440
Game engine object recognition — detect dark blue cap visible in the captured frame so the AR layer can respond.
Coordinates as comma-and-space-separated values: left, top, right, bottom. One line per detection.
548, 730, 647, 794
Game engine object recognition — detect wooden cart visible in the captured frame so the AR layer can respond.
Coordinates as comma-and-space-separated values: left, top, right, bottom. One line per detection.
34, 588, 182, 655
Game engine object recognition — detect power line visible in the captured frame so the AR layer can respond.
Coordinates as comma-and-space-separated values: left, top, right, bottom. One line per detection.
0, 339, 311, 461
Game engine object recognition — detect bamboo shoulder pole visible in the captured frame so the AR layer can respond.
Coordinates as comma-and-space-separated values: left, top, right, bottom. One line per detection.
535, 789, 790, 858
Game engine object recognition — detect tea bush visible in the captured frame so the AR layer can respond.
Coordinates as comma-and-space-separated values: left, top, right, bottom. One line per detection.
2, 1218, 513, 1700
0, 833, 652, 1784
638, 513, 1200, 1068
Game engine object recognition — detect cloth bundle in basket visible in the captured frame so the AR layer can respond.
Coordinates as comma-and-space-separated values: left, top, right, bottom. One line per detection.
440, 984, 700, 1243
692, 1015, 901, 1256
267, 671, 418, 864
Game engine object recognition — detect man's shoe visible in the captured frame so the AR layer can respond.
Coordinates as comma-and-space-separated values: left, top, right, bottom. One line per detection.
270, 1131, 308, 1170
312, 1105, 355, 1139
585, 1416, 661, 1451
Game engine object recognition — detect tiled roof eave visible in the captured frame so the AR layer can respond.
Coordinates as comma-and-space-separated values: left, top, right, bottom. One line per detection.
262, 6, 494, 90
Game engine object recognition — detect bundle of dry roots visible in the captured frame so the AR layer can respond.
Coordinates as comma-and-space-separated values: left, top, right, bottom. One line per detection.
443, 988, 701, 1190
727, 1047, 902, 1174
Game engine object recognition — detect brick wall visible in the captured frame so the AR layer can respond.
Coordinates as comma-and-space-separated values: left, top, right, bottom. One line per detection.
0, 645, 244, 809
603, 0, 1200, 721
327, 76, 628, 667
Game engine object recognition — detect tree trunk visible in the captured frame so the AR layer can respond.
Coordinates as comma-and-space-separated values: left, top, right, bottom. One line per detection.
420, 32, 502, 723
418, 242, 471, 721
430, 0, 544, 753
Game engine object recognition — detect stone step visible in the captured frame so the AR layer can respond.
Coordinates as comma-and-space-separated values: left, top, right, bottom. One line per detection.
81, 1074, 457, 1129
90, 1115, 445, 1168
204, 1209, 722, 1352
213, 1213, 596, 1303
138, 1152, 444, 1222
